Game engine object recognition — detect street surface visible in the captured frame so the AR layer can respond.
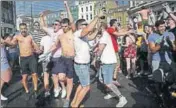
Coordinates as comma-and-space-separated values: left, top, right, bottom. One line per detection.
1, 68, 158, 108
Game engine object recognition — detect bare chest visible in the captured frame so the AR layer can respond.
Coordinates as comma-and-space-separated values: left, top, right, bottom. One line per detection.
18, 36, 32, 44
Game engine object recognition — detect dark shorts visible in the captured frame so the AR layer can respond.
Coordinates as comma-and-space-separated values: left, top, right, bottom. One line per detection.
51, 56, 74, 78
20, 55, 37, 75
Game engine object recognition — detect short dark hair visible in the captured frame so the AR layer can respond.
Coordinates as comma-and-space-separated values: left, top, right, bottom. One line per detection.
33, 21, 40, 26
55, 20, 61, 23
76, 19, 86, 30
110, 19, 117, 27
19, 23, 27, 27
141, 6, 146, 9
61, 18, 70, 25
3, 33, 10, 39
155, 20, 165, 27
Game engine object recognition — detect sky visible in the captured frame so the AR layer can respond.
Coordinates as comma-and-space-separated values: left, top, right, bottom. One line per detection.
116, 0, 129, 6
16, 1, 66, 17
16, 0, 129, 17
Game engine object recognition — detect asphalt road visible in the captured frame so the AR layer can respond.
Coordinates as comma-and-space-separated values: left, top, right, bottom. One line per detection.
1, 67, 158, 108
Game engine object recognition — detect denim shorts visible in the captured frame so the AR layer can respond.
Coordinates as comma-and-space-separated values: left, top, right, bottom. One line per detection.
100, 64, 116, 85
74, 63, 90, 87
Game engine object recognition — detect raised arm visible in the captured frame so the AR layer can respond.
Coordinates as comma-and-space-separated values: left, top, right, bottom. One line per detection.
163, 2, 176, 22
112, 29, 134, 37
169, 13, 176, 22
87, 28, 99, 41
81, 11, 104, 37
4, 36, 18, 46
39, 11, 49, 32
64, 1, 76, 31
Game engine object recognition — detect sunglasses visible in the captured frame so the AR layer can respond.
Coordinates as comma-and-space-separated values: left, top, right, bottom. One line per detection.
34, 24, 39, 26
81, 23, 88, 26
61, 25, 68, 28
53, 23, 60, 26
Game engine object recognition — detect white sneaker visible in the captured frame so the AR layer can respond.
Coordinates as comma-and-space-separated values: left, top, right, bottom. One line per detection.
1, 94, 8, 101
54, 88, 61, 98
44, 91, 50, 97
116, 96, 127, 107
61, 88, 66, 98
104, 94, 116, 99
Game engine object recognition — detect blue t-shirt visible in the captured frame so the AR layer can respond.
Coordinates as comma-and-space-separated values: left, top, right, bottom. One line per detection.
148, 31, 175, 63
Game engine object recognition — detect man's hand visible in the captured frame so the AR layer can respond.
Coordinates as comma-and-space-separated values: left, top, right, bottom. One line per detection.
166, 36, 173, 48
162, 3, 172, 13
97, 10, 105, 19
128, 29, 135, 35
64, 1, 68, 5
38, 52, 51, 62
40, 10, 51, 17
1, 38, 5, 44
35, 49, 43, 54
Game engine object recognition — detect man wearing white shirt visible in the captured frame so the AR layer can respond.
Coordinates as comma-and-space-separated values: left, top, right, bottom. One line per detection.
40, 33, 53, 97
71, 13, 103, 107
97, 23, 127, 107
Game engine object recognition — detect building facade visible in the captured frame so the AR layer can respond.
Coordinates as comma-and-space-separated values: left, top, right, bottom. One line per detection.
108, 6, 129, 28
128, 1, 176, 21
78, 1, 96, 23
1, 1, 16, 36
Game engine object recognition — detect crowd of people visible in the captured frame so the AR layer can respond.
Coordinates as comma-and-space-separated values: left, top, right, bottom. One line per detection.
1, 1, 176, 107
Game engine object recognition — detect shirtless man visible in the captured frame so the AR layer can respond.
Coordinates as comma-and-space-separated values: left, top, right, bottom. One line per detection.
137, 6, 151, 26
40, 12, 64, 98
4, 23, 40, 99
40, 1, 104, 107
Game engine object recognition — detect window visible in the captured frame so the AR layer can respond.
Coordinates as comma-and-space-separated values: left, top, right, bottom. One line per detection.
90, 14, 92, 20
81, 8, 83, 12
82, 15, 84, 19
90, 6, 92, 11
86, 15, 88, 20
172, 7, 174, 11
86, 7, 88, 12
119, 17, 121, 22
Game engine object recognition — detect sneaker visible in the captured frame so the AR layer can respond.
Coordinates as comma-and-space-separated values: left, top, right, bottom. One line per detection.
116, 96, 127, 107
126, 75, 131, 79
63, 99, 70, 107
44, 91, 50, 97
104, 94, 116, 99
54, 88, 61, 98
33, 91, 38, 99
61, 88, 67, 98
1, 94, 8, 101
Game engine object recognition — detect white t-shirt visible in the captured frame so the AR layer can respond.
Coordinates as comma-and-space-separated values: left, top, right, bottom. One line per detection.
99, 31, 117, 64
74, 29, 90, 63
40, 35, 53, 53
44, 27, 63, 58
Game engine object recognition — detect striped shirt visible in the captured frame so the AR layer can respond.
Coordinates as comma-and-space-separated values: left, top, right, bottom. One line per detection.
30, 30, 46, 46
